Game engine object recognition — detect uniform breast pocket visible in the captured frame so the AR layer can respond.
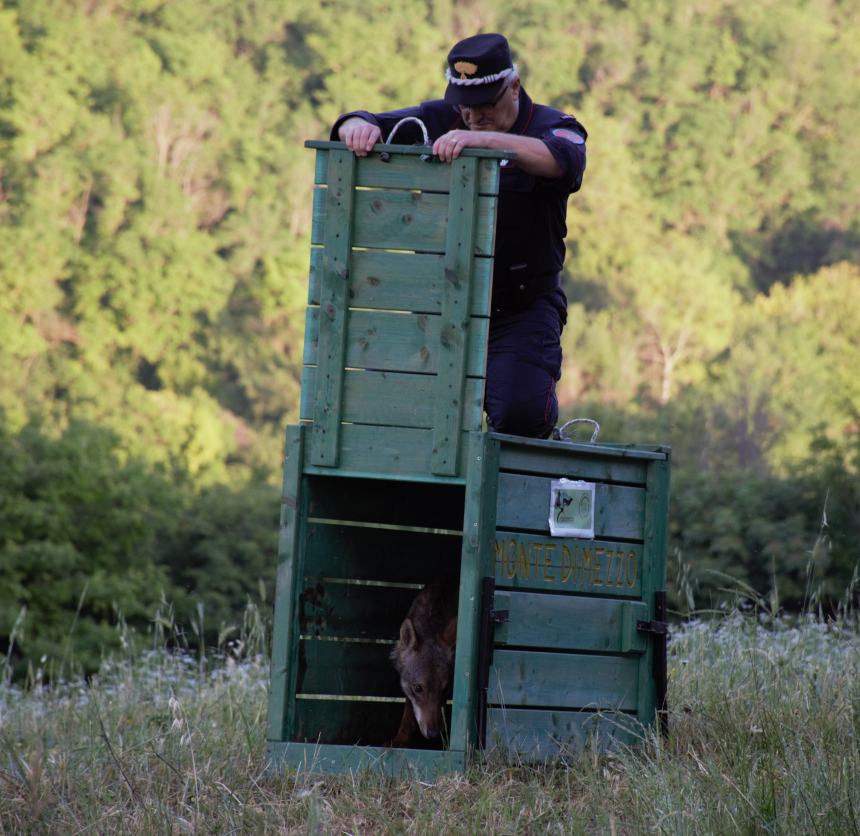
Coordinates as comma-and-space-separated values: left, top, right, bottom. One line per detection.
497, 171, 538, 269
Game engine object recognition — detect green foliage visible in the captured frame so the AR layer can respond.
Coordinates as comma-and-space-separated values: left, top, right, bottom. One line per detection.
0, 420, 178, 676
1, 0, 859, 667
161, 481, 280, 647
0, 420, 278, 677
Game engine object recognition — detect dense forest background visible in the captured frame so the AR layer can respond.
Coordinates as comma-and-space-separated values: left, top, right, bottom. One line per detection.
2, 0, 859, 675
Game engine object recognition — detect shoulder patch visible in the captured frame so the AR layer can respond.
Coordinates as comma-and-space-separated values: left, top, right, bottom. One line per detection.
551, 128, 585, 145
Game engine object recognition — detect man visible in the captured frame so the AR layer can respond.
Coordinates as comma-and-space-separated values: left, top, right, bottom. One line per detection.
333, 33, 586, 438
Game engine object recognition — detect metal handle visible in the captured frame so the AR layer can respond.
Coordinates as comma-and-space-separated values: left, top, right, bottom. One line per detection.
553, 417, 601, 443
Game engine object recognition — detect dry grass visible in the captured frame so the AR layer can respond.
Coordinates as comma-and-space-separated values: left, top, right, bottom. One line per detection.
1, 609, 858, 834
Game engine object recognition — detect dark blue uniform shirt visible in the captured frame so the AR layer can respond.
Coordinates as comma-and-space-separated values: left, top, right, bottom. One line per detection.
332, 87, 587, 313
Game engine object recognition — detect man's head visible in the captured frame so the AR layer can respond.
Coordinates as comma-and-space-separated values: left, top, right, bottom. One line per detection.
444, 33, 520, 132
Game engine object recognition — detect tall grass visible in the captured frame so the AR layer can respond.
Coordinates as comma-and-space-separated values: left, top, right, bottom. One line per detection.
1, 604, 858, 834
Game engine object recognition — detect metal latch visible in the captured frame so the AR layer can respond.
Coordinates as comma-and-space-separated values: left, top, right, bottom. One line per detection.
637, 619, 669, 635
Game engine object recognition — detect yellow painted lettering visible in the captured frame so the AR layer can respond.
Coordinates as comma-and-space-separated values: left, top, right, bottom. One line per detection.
560, 544, 571, 582
611, 550, 624, 587
505, 539, 516, 579
626, 550, 638, 587
543, 548, 554, 582
581, 548, 592, 585
519, 541, 529, 578
592, 548, 605, 585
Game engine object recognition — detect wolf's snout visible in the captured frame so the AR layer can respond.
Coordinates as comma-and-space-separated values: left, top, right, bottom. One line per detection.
416, 708, 441, 739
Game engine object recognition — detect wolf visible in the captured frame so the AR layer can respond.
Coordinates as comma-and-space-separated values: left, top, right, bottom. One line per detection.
389, 576, 459, 747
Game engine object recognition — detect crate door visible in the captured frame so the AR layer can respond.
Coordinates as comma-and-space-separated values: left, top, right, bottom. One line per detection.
301, 142, 505, 480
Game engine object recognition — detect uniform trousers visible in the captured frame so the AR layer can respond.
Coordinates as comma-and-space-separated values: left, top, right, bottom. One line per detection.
484, 289, 567, 439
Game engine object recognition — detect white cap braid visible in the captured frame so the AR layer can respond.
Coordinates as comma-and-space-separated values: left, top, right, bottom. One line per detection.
444, 63, 518, 86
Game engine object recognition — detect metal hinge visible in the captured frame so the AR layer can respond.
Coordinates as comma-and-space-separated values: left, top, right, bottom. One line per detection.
637, 619, 669, 636
490, 609, 509, 625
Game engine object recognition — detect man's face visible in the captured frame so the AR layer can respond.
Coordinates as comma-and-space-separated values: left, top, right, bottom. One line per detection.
458, 79, 520, 132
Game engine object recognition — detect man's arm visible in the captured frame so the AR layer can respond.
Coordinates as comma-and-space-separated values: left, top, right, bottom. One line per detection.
431, 131, 563, 178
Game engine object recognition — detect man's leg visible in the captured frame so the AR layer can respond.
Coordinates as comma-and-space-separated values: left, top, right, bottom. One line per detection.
484, 293, 565, 439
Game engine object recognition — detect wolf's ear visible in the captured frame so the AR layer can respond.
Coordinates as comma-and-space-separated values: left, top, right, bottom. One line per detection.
399, 617, 418, 650
442, 616, 457, 648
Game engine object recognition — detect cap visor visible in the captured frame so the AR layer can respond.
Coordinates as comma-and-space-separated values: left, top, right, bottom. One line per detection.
444, 78, 507, 107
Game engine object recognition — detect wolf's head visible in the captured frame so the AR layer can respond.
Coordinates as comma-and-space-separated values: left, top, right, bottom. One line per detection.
391, 616, 457, 739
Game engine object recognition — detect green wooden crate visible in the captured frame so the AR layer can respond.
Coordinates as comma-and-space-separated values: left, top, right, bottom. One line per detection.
266, 142, 670, 778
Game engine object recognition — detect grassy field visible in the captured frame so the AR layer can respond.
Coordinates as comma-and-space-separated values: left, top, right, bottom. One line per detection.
1, 608, 858, 835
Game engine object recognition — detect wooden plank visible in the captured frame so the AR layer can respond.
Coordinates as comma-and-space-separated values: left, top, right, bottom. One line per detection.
301, 367, 484, 431
496, 473, 645, 540
298, 639, 401, 697
451, 432, 501, 752
302, 423, 474, 481
267, 741, 465, 778
267, 425, 307, 742
485, 708, 640, 759
311, 149, 356, 467
489, 650, 639, 711
636, 457, 672, 727
432, 155, 480, 476
303, 307, 488, 377
303, 523, 463, 585
293, 697, 405, 746
299, 580, 419, 642
308, 249, 493, 315
312, 187, 496, 256
306, 139, 514, 160
492, 591, 648, 654
498, 444, 648, 486
491, 432, 670, 462
315, 150, 500, 194
492, 533, 644, 597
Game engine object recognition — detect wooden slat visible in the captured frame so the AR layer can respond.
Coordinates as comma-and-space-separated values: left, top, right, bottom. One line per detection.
492, 533, 644, 597
485, 708, 640, 759
301, 367, 484, 431
293, 697, 405, 746
308, 249, 492, 315
496, 473, 646, 540
636, 457, 672, 726
267, 425, 307, 743
498, 444, 648, 486
306, 138, 513, 159
311, 150, 356, 467
491, 432, 669, 461
298, 639, 401, 697
489, 650, 639, 711
315, 150, 500, 194
451, 433, 501, 751
312, 187, 496, 255
299, 580, 419, 642
303, 523, 462, 585
432, 155, 479, 476
301, 424, 474, 482
492, 591, 648, 654
267, 741, 466, 778
303, 308, 488, 377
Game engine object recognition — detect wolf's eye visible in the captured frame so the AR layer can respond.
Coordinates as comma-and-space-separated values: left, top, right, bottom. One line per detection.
413, 684, 423, 694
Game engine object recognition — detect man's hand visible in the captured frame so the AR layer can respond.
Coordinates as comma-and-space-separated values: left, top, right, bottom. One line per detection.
339, 117, 382, 156
432, 130, 489, 162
